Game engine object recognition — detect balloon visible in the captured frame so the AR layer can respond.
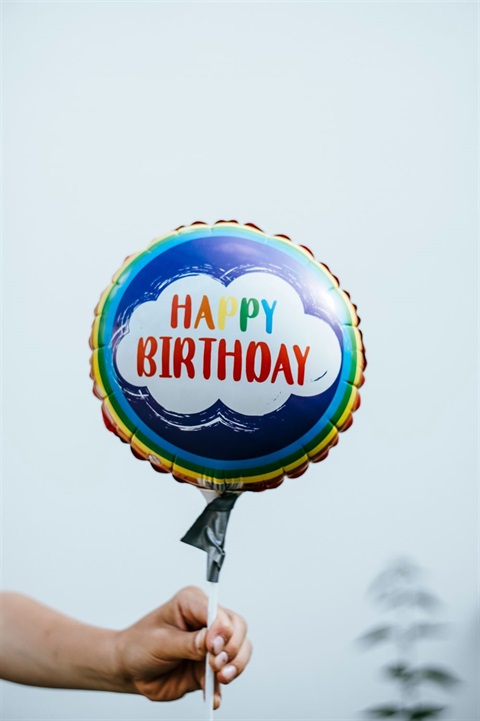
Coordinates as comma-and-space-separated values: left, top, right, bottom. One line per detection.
90, 221, 365, 492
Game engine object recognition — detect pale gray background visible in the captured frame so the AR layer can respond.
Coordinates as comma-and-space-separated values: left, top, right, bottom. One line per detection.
1, 1, 478, 720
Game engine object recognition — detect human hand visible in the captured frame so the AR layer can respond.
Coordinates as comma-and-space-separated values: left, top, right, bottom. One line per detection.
115, 586, 252, 709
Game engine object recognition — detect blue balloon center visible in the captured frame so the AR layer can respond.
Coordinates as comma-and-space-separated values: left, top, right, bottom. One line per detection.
111, 234, 343, 461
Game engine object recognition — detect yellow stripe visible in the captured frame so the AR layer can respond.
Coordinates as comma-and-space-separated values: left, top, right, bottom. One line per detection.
283, 451, 309, 474
103, 397, 133, 443
94, 284, 114, 318
307, 425, 339, 458
335, 393, 358, 430
171, 459, 284, 486
112, 249, 145, 283
90, 350, 107, 398
90, 316, 102, 350
130, 434, 174, 472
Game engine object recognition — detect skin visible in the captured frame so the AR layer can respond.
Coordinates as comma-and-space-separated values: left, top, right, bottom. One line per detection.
0, 586, 252, 710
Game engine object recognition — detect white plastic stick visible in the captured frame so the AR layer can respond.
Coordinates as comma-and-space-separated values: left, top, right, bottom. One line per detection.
205, 580, 218, 719
200, 488, 220, 719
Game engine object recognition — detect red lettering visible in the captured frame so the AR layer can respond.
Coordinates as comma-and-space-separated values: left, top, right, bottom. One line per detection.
199, 337, 217, 380
246, 341, 271, 382
173, 337, 196, 378
218, 339, 242, 382
138, 336, 308, 385
271, 343, 294, 385
171, 294, 192, 329
158, 336, 172, 378
293, 345, 310, 385
137, 337, 158, 377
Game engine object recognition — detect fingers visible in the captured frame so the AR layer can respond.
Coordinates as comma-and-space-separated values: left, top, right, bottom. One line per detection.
213, 635, 252, 685
209, 609, 252, 684
205, 605, 235, 654
170, 586, 208, 631
170, 587, 245, 653
220, 639, 253, 684
167, 586, 252, 691
213, 675, 222, 710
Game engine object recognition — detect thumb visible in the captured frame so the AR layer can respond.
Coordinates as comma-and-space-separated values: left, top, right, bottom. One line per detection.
160, 625, 207, 662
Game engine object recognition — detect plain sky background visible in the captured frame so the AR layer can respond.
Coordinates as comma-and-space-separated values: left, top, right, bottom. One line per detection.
1, 1, 478, 720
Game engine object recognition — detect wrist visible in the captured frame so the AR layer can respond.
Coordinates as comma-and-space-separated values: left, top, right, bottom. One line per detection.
97, 629, 137, 694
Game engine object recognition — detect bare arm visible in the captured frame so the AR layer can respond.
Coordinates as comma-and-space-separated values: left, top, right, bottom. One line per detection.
0, 588, 251, 709
0, 592, 122, 692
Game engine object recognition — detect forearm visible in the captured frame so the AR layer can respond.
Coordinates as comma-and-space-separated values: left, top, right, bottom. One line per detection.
0, 593, 127, 692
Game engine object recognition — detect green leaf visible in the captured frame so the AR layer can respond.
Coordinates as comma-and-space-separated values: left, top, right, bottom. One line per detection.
365, 705, 401, 718
407, 704, 446, 719
415, 590, 441, 610
358, 625, 393, 647
418, 667, 460, 688
384, 663, 414, 682
385, 665, 460, 689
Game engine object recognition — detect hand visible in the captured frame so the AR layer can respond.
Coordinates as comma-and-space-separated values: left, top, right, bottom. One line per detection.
115, 586, 252, 709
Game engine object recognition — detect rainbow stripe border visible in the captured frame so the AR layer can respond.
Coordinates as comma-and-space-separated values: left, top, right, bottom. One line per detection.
90, 221, 366, 492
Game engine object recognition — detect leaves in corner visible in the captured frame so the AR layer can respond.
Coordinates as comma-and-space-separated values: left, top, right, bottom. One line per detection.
383, 663, 413, 683
358, 625, 393, 647
365, 705, 400, 718
415, 590, 441, 611
407, 704, 446, 719
419, 667, 460, 689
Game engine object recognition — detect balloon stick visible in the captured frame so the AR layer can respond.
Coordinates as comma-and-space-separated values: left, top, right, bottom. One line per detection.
201, 490, 219, 720
205, 579, 218, 719
181, 489, 240, 718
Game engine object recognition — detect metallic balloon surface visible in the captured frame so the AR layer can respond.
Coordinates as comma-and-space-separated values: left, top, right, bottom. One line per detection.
90, 222, 365, 491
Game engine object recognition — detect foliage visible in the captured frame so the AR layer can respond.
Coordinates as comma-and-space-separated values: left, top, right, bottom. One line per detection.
360, 559, 460, 721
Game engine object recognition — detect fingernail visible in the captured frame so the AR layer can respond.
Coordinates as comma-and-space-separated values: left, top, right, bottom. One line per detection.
214, 651, 228, 669
214, 692, 222, 709
222, 664, 237, 682
212, 636, 224, 655
195, 628, 207, 651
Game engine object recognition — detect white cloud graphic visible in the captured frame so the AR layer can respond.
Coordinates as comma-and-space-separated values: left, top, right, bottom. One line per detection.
115, 272, 341, 416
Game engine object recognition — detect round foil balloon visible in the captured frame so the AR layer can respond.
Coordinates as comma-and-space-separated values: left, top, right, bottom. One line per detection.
90, 221, 365, 491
